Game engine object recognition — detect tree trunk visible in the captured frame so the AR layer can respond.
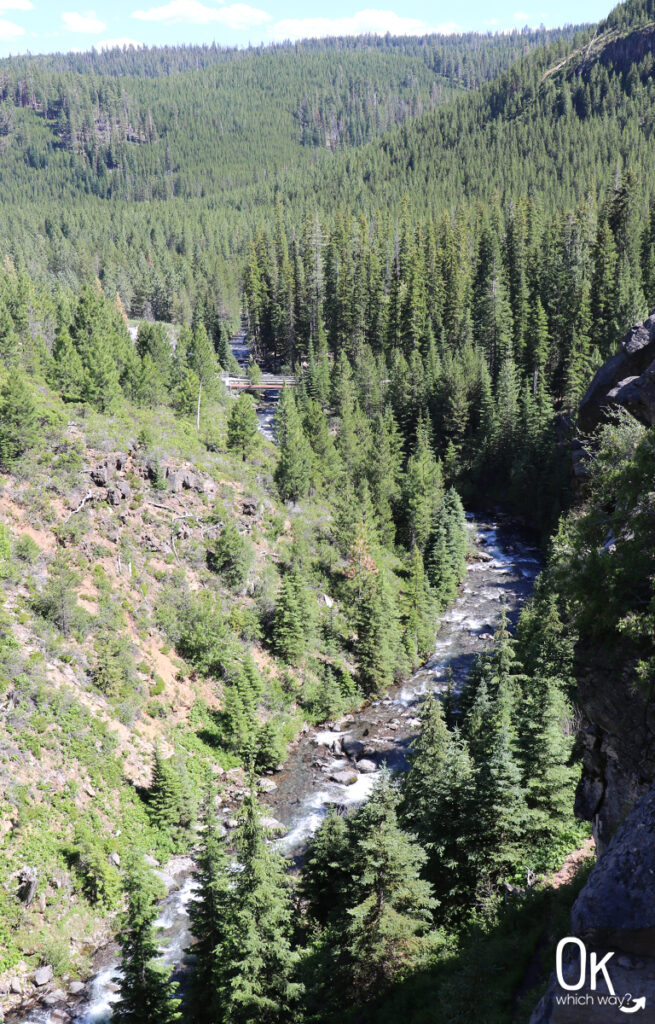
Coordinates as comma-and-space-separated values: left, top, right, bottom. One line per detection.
196, 380, 202, 431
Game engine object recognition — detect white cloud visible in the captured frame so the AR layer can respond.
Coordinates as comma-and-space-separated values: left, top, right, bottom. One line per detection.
0, 16, 24, 37
0, 0, 32, 11
267, 9, 456, 42
62, 10, 107, 32
132, 0, 271, 29
96, 36, 140, 49
513, 10, 530, 19
484, 16, 499, 25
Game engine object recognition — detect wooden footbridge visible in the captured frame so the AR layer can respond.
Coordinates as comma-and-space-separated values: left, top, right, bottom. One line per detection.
221, 372, 296, 391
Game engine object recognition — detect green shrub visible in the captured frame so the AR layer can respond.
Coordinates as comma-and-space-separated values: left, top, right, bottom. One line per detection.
206, 519, 254, 589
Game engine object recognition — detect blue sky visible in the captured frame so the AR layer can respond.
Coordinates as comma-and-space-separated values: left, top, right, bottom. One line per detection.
0, 0, 617, 58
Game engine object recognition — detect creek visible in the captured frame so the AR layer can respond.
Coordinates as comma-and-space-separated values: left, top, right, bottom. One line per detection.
12, 334, 541, 1022
13, 512, 540, 1024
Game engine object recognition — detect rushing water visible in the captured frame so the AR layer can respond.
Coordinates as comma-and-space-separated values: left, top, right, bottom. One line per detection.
229, 331, 278, 441
12, 513, 540, 1024
268, 513, 540, 855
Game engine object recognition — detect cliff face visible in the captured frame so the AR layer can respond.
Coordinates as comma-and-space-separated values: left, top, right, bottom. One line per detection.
532, 319, 655, 1022
578, 310, 655, 435
574, 646, 655, 856
531, 785, 655, 1023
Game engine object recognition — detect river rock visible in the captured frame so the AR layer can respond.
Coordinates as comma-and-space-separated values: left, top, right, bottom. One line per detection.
10, 977, 22, 994
43, 989, 66, 1006
260, 816, 286, 834
34, 965, 53, 986
143, 854, 160, 868
342, 737, 365, 760
330, 770, 358, 786
257, 778, 277, 793
68, 981, 86, 995
356, 759, 377, 774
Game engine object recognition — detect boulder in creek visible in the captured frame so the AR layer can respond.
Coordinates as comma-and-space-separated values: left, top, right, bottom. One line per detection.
68, 981, 86, 996
257, 778, 277, 793
34, 965, 53, 987
329, 770, 358, 786
356, 759, 377, 774
260, 816, 286, 835
51, 1011, 71, 1024
10, 978, 22, 994
341, 736, 365, 760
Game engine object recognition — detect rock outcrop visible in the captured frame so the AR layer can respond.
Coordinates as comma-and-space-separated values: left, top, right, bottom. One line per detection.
533, 316, 655, 1021
531, 784, 655, 1023
574, 647, 655, 857
578, 310, 655, 433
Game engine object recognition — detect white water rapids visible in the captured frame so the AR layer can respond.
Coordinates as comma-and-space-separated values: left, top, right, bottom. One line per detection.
13, 513, 540, 1023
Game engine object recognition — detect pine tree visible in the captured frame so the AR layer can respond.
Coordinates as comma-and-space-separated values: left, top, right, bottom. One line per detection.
301, 396, 341, 488
345, 772, 437, 999
112, 857, 181, 1024
69, 286, 122, 411
34, 555, 82, 637
368, 410, 403, 549
227, 394, 261, 462
590, 217, 619, 359
404, 544, 437, 663
188, 323, 218, 429
148, 750, 195, 852
274, 387, 313, 502
135, 353, 166, 408
425, 513, 458, 609
355, 568, 400, 695
0, 371, 38, 470
223, 794, 302, 1024
83, 327, 122, 412
0, 300, 19, 368
274, 565, 313, 663
527, 295, 550, 394
301, 807, 350, 927
186, 797, 235, 1024
136, 322, 172, 385
52, 327, 85, 402
402, 419, 443, 553
475, 720, 528, 884
207, 519, 254, 589
402, 697, 477, 913
563, 284, 593, 412
516, 595, 577, 837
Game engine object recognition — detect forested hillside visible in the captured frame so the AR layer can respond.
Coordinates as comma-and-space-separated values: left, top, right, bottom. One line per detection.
0, 2, 655, 1022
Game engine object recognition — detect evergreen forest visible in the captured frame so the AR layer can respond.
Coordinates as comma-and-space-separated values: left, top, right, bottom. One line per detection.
0, 2, 654, 1022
